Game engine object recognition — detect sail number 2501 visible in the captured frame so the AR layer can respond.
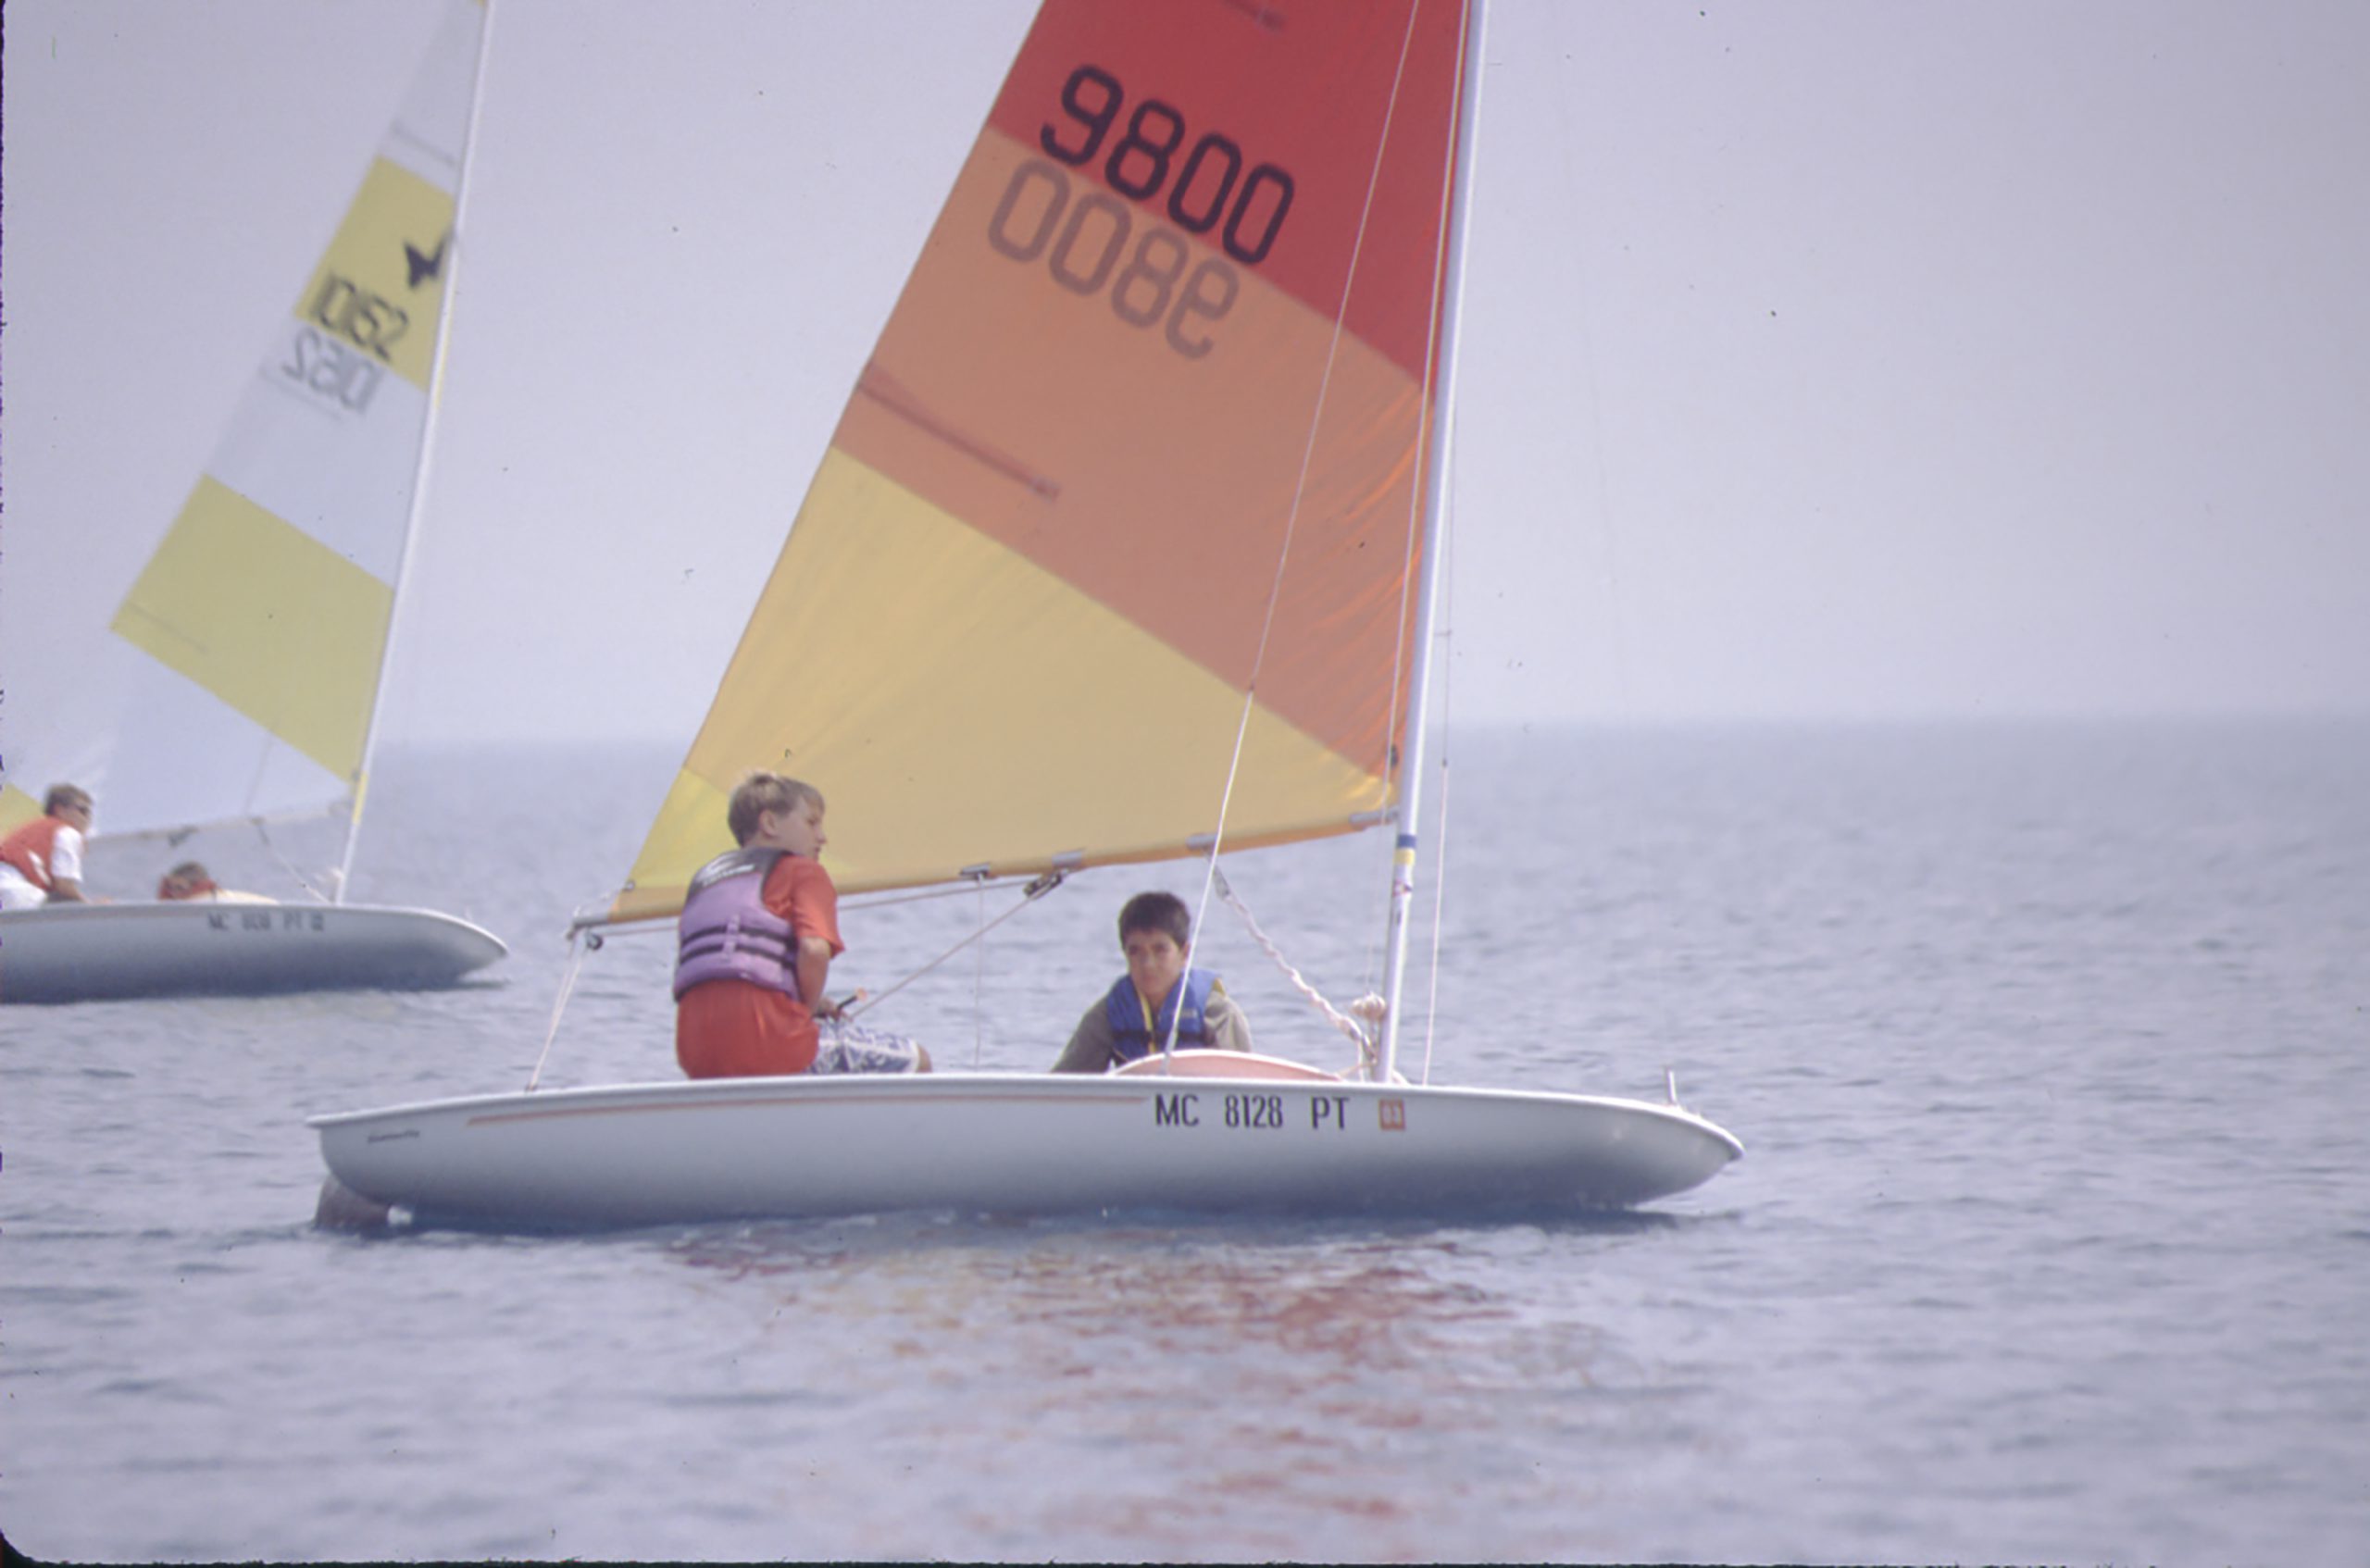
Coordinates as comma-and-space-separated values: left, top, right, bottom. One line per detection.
985, 65, 1297, 359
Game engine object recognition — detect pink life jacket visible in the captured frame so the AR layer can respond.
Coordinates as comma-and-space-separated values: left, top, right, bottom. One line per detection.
672, 847, 803, 1002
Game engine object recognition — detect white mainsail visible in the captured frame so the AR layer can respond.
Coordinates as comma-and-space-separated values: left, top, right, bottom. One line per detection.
2, 0, 486, 885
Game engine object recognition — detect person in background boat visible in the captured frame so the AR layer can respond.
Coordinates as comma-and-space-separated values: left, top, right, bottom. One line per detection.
1050, 890, 1254, 1073
0, 784, 101, 910
150, 861, 274, 903
674, 772, 932, 1079
156, 862, 220, 901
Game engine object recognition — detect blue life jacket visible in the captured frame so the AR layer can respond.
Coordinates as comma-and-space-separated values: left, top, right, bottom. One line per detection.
1104, 967, 1217, 1063
673, 847, 803, 1002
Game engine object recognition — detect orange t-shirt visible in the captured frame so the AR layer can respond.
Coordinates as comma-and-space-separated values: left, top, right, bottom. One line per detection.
675, 854, 844, 1078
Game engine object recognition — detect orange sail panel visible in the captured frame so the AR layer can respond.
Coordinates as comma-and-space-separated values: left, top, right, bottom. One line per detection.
615, 0, 1471, 918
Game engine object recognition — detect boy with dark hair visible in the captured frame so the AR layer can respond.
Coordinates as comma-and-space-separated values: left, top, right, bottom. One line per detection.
1050, 890, 1254, 1073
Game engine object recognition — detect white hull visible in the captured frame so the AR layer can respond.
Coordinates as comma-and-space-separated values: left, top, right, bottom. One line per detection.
0, 900, 505, 1004
311, 1060, 1743, 1230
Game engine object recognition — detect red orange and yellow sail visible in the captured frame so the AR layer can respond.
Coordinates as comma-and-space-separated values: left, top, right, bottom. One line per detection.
613, 0, 1472, 919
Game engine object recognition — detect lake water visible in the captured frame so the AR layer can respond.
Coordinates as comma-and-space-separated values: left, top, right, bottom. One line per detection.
4, 719, 2365, 1563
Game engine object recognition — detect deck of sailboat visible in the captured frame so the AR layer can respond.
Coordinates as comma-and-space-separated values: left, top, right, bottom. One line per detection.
310, 1064, 1742, 1231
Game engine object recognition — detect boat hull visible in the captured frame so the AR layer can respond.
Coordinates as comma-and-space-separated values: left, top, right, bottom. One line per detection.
311, 1071, 1743, 1230
0, 901, 505, 1004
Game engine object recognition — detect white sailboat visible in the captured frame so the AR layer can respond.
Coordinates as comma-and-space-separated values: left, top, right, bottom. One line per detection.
312, 0, 1740, 1228
0, 0, 506, 1004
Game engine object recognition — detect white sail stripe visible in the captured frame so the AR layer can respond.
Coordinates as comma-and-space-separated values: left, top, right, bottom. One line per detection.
381, 124, 466, 194
85, 640, 350, 837
203, 322, 429, 584
379, 0, 480, 192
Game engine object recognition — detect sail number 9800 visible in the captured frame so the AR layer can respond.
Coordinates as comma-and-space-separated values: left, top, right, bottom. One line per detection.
1040, 65, 1294, 266
984, 64, 1297, 359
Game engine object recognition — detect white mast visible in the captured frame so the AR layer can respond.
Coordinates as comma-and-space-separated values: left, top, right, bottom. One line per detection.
336, 0, 498, 902
1376, 0, 1488, 1083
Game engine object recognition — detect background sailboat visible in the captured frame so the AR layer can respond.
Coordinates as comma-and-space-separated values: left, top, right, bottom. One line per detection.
0, 0, 505, 1003
314, 0, 1740, 1227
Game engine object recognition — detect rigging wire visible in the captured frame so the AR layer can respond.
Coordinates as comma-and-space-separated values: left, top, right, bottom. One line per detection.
845, 871, 1067, 1023
525, 927, 591, 1092
1211, 868, 1382, 1077
1372, 0, 1487, 1086
1351, 0, 1467, 1073
1174, 0, 1434, 1060
251, 816, 333, 904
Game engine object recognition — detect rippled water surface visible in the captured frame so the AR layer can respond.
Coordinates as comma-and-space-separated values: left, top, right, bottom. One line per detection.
5, 722, 2365, 1562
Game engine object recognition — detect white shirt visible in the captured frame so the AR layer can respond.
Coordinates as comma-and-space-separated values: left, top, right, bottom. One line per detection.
49, 824, 86, 886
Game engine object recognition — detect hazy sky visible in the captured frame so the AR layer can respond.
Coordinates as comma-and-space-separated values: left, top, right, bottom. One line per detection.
5, 0, 2365, 750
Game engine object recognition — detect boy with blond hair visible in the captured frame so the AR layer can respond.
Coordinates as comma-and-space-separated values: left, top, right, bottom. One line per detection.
674, 772, 929, 1077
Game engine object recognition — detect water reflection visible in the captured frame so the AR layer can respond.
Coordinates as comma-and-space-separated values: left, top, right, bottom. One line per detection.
654, 1213, 1683, 1558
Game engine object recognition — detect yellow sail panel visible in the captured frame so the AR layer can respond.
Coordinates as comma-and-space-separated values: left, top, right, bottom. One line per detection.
109, 478, 393, 781
292, 157, 456, 392
613, 450, 1385, 917
613, 770, 740, 924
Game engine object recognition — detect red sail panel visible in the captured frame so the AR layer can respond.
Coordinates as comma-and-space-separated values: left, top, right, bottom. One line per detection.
984, 0, 1466, 383
846, 0, 1468, 766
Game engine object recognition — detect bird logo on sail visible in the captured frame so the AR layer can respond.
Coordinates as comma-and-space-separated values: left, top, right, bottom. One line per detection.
404, 231, 450, 291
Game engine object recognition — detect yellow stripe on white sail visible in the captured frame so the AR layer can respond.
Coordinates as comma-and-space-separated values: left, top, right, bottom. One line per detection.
110, 479, 396, 783
612, 450, 1388, 921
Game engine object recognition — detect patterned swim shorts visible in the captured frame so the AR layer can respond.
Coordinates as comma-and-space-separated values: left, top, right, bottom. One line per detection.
812, 1018, 925, 1076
